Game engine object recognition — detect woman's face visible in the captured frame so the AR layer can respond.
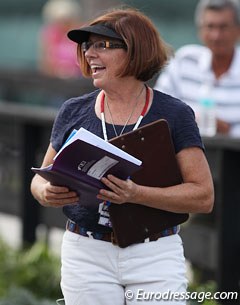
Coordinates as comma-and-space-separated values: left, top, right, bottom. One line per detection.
84, 34, 128, 89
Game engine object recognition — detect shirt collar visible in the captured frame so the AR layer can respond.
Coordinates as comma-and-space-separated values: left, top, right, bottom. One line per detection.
198, 46, 212, 73
229, 47, 240, 76
198, 46, 240, 77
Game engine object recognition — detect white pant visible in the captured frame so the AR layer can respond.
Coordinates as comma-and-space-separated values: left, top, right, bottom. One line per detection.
61, 230, 188, 305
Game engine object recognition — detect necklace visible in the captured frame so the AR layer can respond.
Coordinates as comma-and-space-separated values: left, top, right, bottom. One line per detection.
106, 97, 136, 138
105, 85, 145, 138
100, 85, 150, 141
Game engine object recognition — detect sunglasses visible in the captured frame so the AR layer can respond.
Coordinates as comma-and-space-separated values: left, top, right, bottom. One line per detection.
81, 40, 127, 52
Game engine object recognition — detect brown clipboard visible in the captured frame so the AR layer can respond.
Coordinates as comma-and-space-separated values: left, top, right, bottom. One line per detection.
109, 119, 189, 248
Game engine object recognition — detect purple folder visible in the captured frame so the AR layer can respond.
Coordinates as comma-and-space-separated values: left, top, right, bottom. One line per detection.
32, 137, 141, 207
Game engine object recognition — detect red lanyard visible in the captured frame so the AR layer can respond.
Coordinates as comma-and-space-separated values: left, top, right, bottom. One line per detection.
100, 85, 150, 141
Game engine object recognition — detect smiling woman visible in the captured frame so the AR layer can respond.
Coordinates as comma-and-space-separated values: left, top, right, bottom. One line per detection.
30, 7, 214, 305
79, 21, 168, 83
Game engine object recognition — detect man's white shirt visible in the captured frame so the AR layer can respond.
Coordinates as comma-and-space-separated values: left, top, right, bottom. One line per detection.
154, 44, 240, 137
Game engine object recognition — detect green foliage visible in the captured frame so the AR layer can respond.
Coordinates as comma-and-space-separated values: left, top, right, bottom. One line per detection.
188, 274, 220, 305
0, 238, 62, 301
0, 287, 56, 305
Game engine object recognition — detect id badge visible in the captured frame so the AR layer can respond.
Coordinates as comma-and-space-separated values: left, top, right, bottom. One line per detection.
98, 201, 112, 227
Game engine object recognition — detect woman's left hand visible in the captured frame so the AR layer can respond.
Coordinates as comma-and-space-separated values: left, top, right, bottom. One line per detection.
97, 175, 139, 204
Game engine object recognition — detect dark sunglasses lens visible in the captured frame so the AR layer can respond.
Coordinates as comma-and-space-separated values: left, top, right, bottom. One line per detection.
94, 41, 106, 49
81, 42, 91, 52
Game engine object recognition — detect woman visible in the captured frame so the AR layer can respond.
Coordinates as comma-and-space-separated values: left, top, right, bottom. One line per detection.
31, 8, 214, 305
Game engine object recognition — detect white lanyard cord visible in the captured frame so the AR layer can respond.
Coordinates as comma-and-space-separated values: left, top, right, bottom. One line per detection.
100, 86, 150, 141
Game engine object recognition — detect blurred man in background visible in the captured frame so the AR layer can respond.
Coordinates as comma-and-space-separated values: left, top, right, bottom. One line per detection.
154, 0, 240, 137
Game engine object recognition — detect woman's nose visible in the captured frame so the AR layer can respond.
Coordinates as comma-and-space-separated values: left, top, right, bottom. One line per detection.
84, 46, 98, 58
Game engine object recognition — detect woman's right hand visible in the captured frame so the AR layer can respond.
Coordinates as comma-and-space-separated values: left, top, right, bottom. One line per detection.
31, 178, 79, 208
30, 143, 79, 208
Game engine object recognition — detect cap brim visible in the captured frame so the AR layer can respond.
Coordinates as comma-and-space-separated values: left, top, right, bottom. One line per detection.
67, 24, 123, 44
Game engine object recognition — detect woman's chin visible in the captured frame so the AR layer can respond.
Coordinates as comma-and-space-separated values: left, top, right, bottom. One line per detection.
92, 79, 103, 89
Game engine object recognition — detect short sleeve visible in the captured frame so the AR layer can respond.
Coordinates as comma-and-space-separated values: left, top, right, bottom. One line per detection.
172, 102, 204, 154
50, 99, 75, 152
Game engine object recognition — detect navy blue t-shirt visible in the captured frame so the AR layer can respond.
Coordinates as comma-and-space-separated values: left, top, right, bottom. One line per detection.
50, 88, 203, 233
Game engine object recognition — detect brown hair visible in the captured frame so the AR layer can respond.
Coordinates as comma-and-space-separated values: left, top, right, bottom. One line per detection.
77, 8, 172, 82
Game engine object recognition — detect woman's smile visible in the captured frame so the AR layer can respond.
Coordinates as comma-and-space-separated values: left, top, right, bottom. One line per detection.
90, 64, 106, 77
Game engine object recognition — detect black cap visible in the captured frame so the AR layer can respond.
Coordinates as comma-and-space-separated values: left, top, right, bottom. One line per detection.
67, 24, 123, 44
